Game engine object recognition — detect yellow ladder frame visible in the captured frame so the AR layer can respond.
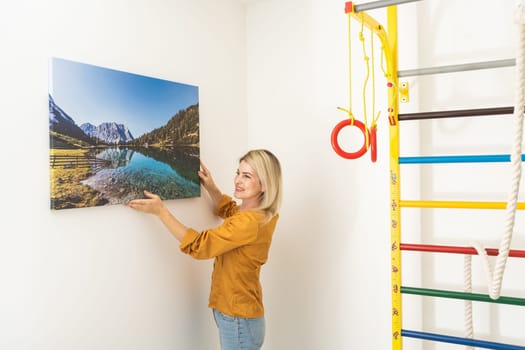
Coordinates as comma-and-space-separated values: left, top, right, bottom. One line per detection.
346, 4, 401, 349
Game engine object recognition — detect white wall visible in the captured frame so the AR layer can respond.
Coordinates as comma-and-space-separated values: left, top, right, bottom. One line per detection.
2, 0, 525, 349
246, 0, 525, 349
245, 1, 391, 349
1, 0, 247, 349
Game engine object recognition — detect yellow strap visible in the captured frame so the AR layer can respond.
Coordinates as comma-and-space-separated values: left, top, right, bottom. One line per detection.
370, 29, 381, 128
347, 13, 353, 119
371, 29, 376, 124
339, 12, 385, 140
338, 13, 356, 125
359, 13, 370, 149
337, 107, 355, 125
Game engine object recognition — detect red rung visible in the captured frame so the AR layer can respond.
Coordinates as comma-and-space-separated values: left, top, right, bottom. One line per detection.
400, 243, 525, 258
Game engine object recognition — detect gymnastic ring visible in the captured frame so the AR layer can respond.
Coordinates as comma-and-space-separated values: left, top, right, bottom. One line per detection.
331, 119, 368, 159
369, 125, 377, 162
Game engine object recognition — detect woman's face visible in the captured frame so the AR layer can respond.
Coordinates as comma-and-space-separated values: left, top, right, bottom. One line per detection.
234, 160, 263, 206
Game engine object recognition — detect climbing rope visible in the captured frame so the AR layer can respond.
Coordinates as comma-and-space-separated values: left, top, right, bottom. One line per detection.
464, 2, 525, 344
463, 255, 474, 350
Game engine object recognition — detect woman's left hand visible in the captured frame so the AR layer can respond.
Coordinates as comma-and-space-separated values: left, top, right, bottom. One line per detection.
128, 190, 165, 216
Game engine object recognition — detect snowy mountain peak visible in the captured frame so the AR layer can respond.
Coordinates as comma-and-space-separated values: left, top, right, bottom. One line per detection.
80, 122, 134, 144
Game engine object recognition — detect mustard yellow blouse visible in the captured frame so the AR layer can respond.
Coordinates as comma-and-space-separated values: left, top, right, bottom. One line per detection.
179, 195, 279, 318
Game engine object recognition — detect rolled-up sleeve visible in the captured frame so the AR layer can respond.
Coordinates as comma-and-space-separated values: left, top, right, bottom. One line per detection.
179, 212, 260, 259
179, 228, 200, 253
214, 195, 239, 218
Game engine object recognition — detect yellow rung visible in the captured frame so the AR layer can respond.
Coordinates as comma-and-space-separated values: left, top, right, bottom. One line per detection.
400, 200, 525, 210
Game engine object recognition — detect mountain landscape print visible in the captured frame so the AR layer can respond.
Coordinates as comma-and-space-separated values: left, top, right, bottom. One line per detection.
49, 57, 200, 210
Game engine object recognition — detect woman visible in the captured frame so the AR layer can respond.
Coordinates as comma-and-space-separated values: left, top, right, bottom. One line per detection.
128, 149, 282, 350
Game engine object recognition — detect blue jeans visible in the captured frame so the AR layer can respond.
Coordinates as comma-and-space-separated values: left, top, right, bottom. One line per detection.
212, 309, 265, 350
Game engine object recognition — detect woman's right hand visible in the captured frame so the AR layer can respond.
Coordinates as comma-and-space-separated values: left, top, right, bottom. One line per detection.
198, 161, 215, 190
198, 161, 223, 204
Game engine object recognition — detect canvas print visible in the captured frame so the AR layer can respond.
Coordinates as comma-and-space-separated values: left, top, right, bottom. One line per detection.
49, 57, 200, 210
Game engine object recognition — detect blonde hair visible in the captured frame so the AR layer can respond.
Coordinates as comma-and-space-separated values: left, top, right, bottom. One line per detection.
240, 149, 282, 219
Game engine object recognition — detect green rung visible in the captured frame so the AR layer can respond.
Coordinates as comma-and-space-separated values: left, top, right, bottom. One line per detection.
401, 286, 525, 306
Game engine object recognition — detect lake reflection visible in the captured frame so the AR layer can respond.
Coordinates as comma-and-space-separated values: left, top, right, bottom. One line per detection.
96, 147, 135, 168
82, 147, 200, 204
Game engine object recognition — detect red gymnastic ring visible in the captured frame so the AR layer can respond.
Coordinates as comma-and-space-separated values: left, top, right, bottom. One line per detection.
331, 119, 368, 159
369, 125, 377, 163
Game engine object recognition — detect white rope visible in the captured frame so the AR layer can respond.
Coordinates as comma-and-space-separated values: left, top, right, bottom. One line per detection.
463, 255, 474, 350
473, 0, 525, 300
463, 3, 525, 345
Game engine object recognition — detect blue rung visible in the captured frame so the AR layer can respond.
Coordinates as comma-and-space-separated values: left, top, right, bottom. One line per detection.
399, 154, 525, 164
402, 329, 525, 350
